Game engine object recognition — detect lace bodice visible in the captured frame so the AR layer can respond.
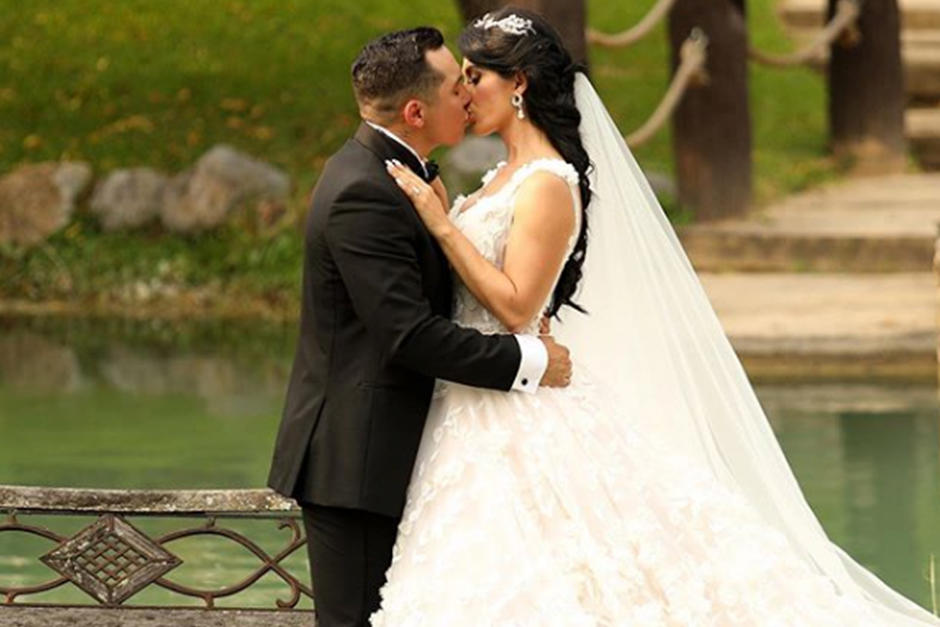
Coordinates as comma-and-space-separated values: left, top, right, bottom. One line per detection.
448, 158, 581, 336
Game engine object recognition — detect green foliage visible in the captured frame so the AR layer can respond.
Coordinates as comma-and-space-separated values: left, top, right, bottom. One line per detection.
0, 0, 840, 304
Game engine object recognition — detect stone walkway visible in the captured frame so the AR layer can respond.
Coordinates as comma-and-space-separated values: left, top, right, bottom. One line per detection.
679, 173, 940, 379
700, 272, 935, 355
679, 173, 940, 271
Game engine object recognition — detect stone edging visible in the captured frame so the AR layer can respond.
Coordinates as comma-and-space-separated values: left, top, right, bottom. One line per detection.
0, 485, 299, 514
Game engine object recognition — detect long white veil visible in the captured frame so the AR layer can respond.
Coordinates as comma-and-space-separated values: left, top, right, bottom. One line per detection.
555, 72, 939, 624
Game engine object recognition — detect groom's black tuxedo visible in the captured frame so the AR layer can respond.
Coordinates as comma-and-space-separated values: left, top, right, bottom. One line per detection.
267, 123, 526, 625
268, 123, 523, 516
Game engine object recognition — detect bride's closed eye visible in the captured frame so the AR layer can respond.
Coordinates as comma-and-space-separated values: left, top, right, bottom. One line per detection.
464, 68, 481, 85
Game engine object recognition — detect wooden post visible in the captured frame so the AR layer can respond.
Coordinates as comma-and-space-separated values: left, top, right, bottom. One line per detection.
668, 0, 752, 221
454, 0, 588, 67
455, 0, 503, 22
827, 0, 906, 174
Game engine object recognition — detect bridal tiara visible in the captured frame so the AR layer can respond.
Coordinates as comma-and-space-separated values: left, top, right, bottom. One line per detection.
472, 13, 535, 36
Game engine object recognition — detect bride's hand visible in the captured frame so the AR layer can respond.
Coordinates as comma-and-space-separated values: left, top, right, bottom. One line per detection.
386, 159, 450, 237
539, 315, 551, 336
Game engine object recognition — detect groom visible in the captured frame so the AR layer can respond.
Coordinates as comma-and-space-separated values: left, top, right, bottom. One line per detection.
267, 27, 572, 627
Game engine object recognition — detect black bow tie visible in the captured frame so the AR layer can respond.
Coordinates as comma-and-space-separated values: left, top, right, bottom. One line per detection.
422, 159, 439, 183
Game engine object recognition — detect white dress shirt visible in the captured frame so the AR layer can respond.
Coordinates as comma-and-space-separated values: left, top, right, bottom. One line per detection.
364, 120, 549, 393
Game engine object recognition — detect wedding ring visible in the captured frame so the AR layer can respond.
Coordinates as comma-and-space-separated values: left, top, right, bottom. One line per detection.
412, 185, 422, 195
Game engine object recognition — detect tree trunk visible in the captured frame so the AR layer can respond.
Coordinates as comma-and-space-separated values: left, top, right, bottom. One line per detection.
455, 0, 503, 23
454, 0, 588, 67
827, 0, 906, 174
668, 0, 751, 221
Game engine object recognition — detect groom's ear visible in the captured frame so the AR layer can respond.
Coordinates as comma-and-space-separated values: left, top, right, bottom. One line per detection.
402, 99, 426, 129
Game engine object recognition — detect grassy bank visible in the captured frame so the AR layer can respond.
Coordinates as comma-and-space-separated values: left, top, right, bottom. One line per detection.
0, 0, 837, 310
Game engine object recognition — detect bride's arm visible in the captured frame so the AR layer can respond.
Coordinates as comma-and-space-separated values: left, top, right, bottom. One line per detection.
387, 160, 575, 332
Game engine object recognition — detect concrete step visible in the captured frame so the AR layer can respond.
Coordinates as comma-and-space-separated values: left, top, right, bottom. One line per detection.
699, 271, 937, 380
908, 106, 940, 168
678, 173, 940, 272
778, 0, 940, 100
780, 33, 940, 100
905, 46, 940, 101
779, 0, 940, 30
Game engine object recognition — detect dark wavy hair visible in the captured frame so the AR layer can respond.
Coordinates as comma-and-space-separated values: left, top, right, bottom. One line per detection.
459, 7, 591, 318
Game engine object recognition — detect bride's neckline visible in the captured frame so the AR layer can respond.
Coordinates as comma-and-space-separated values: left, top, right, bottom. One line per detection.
455, 156, 569, 216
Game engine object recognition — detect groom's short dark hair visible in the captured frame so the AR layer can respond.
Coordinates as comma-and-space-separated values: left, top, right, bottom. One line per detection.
351, 27, 446, 123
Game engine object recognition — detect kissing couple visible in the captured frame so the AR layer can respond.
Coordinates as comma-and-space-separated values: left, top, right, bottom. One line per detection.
269, 7, 938, 626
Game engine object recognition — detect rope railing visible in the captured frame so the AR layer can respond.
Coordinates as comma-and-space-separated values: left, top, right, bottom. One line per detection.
587, 0, 676, 48
626, 28, 709, 148
747, 0, 861, 67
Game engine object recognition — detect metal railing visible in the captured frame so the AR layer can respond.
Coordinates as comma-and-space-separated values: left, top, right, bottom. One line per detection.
0, 486, 312, 614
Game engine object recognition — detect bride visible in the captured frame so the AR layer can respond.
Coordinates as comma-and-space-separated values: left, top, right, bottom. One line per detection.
378, 7, 938, 625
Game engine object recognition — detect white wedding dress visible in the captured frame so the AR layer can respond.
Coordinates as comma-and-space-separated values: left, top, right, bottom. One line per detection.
369, 159, 881, 626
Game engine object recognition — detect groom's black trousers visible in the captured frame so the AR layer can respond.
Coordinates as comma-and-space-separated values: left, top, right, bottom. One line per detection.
301, 503, 399, 627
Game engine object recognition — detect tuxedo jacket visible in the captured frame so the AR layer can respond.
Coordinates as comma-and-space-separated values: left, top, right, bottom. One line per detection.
267, 123, 522, 518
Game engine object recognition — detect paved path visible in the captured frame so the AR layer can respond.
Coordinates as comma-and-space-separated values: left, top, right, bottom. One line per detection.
678, 173, 940, 272
700, 272, 935, 355
680, 172, 940, 378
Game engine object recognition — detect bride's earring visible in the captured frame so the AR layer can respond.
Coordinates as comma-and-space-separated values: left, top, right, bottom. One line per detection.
511, 93, 525, 120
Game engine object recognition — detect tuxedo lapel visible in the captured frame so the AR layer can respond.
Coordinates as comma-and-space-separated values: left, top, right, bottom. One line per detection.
351, 123, 454, 312
353, 123, 427, 181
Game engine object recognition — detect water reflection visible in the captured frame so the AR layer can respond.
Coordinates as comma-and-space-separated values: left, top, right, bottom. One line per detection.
0, 316, 938, 610
759, 384, 940, 607
0, 316, 292, 416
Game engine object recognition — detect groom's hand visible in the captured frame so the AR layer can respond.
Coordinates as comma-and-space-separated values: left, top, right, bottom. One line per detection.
539, 335, 572, 387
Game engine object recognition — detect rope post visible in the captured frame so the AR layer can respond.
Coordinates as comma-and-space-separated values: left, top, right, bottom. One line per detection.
748, 0, 861, 68
827, 0, 906, 174
668, 0, 752, 221
587, 0, 677, 48
512, 0, 589, 67
626, 29, 709, 148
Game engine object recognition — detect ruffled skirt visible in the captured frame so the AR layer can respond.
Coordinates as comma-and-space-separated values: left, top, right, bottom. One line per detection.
371, 370, 877, 626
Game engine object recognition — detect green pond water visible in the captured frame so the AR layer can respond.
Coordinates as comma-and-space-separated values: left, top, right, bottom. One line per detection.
0, 316, 938, 612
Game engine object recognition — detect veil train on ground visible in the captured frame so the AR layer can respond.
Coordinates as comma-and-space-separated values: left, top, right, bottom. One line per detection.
555, 72, 939, 625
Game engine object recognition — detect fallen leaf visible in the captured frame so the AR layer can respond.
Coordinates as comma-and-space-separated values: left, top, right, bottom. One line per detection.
251, 126, 274, 140
221, 98, 249, 112
22, 134, 42, 150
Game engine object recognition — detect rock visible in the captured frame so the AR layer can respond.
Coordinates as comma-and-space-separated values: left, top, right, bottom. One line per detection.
161, 145, 290, 233
99, 346, 170, 394
644, 170, 678, 200
0, 162, 92, 247
908, 107, 940, 169
446, 135, 508, 174
90, 167, 168, 231
0, 331, 82, 392
444, 136, 507, 196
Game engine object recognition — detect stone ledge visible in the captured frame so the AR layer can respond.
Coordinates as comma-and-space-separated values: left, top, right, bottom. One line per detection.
779, 0, 940, 30
0, 606, 313, 627
679, 230, 934, 272
0, 486, 298, 514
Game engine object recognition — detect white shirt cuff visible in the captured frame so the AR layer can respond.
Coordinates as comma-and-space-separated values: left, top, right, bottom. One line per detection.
512, 334, 547, 394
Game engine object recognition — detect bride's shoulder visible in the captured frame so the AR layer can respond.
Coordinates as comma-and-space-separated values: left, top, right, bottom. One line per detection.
513, 158, 579, 190
481, 160, 507, 186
